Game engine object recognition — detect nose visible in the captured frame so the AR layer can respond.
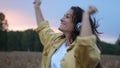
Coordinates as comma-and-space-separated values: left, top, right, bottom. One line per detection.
60, 17, 64, 22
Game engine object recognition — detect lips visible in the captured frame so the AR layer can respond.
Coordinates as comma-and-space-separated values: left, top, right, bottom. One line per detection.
60, 23, 66, 27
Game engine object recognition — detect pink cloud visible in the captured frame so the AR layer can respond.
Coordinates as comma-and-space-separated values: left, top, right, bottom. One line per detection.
2, 10, 37, 31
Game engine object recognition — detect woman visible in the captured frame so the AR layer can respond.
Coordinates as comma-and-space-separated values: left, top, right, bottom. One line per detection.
34, 0, 101, 68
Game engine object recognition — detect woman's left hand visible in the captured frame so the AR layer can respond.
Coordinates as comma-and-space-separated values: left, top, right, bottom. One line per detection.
33, 0, 41, 7
87, 5, 98, 15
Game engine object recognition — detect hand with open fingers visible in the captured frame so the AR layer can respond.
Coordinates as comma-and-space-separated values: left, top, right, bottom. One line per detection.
33, 0, 41, 7
88, 5, 98, 15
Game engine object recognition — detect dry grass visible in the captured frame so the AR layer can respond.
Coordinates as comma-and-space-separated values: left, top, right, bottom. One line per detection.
0, 52, 120, 68
101, 55, 120, 68
0, 51, 42, 68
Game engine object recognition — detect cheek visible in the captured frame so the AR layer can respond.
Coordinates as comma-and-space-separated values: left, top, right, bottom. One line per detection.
68, 24, 74, 31
64, 22, 74, 32
66, 20, 74, 31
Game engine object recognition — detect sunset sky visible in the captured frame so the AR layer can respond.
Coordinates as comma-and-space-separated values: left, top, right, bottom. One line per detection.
0, 0, 120, 44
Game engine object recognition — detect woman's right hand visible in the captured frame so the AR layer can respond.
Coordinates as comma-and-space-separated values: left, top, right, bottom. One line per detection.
87, 5, 98, 15
33, 0, 41, 7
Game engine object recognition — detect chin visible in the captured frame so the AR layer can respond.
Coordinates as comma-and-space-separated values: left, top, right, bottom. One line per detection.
58, 27, 62, 31
58, 27, 64, 32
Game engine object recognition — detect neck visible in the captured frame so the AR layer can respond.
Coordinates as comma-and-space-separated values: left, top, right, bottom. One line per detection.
64, 32, 72, 46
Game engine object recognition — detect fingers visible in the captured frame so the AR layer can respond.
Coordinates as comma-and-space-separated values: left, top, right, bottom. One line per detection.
33, 0, 41, 6
88, 5, 98, 15
33, 0, 41, 4
89, 6, 98, 12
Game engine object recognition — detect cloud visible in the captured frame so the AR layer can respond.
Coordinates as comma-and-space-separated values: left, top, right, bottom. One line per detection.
2, 10, 37, 31
100, 35, 117, 44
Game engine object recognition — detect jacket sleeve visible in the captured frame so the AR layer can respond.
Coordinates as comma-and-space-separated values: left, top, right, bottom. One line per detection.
74, 35, 101, 68
35, 21, 57, 50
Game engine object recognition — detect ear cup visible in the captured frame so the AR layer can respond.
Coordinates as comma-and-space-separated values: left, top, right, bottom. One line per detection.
75, 22, 82, 32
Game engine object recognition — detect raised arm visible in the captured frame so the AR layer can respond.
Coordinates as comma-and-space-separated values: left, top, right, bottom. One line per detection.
34, 0, 44, 26
80, 6, 97, 37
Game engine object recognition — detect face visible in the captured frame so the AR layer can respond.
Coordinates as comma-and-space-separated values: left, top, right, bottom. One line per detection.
58, 9, 74, 33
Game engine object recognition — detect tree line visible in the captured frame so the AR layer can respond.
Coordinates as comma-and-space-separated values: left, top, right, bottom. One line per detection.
0, 29, 120, 55
0, 29, 43, 52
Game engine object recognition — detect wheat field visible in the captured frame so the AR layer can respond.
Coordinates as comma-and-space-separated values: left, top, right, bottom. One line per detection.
101, 55, 120, 68
0, 52, 42, 68
0, 52, 120, 68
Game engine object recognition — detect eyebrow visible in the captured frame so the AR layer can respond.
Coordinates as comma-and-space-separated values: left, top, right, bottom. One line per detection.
65, 14, 72, 16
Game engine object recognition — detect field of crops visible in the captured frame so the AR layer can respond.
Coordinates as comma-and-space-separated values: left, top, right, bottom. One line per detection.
0, 52, 120, 68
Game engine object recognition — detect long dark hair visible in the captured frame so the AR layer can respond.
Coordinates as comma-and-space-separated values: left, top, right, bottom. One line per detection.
70, 6, 102, 43
61, 6, 102, 45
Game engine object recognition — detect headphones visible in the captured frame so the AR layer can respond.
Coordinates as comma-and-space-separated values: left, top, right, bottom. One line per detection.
75, 22, 82, 32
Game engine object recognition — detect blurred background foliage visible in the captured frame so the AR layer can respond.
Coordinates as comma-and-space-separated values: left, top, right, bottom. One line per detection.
0, 29, 120, 55
0, 29, 43, 52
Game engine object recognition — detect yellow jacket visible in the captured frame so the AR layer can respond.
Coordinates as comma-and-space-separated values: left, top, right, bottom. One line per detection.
36, 21, 101, 68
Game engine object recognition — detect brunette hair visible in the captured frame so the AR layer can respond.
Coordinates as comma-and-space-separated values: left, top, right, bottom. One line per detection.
61, 6, 101, 43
